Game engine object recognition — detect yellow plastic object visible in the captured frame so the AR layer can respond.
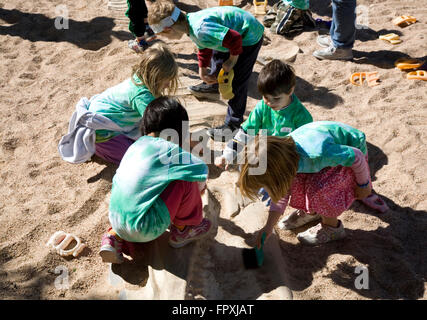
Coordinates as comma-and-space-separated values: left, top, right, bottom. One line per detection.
407, 70, 427, 81
392, 15, 417, 27
394, 58, 425, 70
350, 72, 380, 87
253, 0, 267, 15
218, 68, 235, 100
218, 0, 234, 6
379, 33, 402, 44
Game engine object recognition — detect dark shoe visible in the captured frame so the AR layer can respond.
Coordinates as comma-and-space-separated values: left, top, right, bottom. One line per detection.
206, 123, 239, 142
144, 25, 157, 42
188, 83, 219, 100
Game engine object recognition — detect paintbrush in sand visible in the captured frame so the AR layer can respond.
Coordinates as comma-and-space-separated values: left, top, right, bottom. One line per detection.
242, 232, 266, 269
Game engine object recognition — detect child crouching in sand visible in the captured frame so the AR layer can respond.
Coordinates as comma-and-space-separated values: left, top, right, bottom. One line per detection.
215, 59, 313, 168
238, 121, 389, 246
58, 43, 178, 165
100, 97, 212, 264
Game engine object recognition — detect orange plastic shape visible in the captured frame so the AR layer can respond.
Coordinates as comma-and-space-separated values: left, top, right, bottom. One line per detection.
407, 70, 427, 81
379, 33, 402, 44
392, 15, 417, 27
350, 72, 380, 87
253, 0, 268, 15
218, 0, 234, 6
394, 58, 425, 70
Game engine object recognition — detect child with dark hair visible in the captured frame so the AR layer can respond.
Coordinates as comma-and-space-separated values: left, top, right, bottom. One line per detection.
215, 59, 312, 168
99, 97, 211, 264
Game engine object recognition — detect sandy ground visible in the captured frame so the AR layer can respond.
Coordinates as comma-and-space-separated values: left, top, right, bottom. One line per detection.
0, 0, 426, 300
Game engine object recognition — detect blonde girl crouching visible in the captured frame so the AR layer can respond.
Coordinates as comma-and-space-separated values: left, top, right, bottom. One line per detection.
238, 121, 389, 246
59, 43, 179, 165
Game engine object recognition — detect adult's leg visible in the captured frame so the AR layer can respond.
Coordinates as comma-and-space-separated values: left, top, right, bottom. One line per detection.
330, 0, 356, 49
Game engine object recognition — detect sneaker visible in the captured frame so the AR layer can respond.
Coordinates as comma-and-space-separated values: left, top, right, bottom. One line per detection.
206, 122, 239, 142
297, 220, 346, 245
313, 45, 353, 60
99, 233, 124, 264
317, 35, 332, 48
278, 210, 321, 230
128, 38, 148, 53
144, 25, 157, 42
188, 82, 219, 99
168, 218, 212, 248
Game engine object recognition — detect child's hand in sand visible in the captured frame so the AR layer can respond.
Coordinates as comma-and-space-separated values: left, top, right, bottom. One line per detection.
215, 155, 229, 170
354, 184, 372, 200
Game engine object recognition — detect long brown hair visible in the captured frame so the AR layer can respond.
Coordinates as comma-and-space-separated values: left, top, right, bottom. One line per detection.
238, 135, 300, 203
132, 42, 179, 97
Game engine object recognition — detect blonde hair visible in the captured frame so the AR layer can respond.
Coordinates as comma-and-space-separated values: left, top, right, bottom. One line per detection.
147, 0, 186, 26
238, 136, 299, 204
132, 42, 179, 97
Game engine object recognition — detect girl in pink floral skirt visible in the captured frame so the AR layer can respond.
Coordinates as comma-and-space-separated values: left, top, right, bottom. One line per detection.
238, 121, 388, 246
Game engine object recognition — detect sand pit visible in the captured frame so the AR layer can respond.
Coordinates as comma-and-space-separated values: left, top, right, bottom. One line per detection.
0, 0, 426, 300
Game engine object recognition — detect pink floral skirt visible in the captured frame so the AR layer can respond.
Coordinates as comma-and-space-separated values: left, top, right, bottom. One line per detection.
289, 165, 357, 218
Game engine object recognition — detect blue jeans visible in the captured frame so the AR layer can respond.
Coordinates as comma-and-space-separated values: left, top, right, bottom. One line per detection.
330, 0, 356, 49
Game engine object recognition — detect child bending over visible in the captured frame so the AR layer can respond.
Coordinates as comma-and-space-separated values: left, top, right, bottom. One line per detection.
215, 59, 312, 168
238, 121, 389, 246
100, 97, 212, 264
58, 43, 178, 165
148, 0, 264, 139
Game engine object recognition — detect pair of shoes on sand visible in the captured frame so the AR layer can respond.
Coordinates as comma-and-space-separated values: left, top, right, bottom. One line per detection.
99, 218, 212, 264
279, 194, 389, 245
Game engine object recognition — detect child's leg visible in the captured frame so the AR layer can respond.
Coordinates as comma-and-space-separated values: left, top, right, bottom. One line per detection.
126, 0, 147, 39
99, 227, 125, 264
321, 215, 339, 228
94, 134, 135, 165
225, 37, 263, 127
159, 180, 212, 248
160, 180, 204, 227
286, 168, 351, 244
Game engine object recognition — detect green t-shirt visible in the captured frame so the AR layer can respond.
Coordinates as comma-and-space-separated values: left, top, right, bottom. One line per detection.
187, 6, 264, 52
241, 94, 313, 136
109, 136, 208, 242
289, 121, 367, 173
88, 74, 155, 143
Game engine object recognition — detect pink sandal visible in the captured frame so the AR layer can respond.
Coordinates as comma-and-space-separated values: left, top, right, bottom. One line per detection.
361, 194, 389, 213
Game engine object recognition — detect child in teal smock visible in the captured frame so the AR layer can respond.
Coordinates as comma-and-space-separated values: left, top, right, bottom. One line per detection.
147, 2, 264, 138
100, 97, 212, 264
238, 121, 389, 246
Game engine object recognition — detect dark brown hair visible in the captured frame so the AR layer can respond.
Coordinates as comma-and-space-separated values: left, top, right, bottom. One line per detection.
257, 59, 296, 96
